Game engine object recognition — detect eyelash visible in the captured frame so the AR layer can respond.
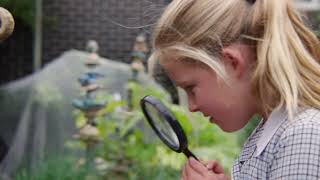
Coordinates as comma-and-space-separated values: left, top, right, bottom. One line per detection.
185, 85, 195, 93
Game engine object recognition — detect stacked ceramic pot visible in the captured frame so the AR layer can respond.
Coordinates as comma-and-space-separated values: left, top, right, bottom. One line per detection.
72, 40, 107, 150
130, 34, 149, 80
127, 34, 149, 110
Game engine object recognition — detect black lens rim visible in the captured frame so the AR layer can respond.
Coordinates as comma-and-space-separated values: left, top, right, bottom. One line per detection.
140, 95, 188, 152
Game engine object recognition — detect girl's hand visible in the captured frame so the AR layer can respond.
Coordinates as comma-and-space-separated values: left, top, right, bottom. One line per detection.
203, 160, 225, 174
182, 158, 229, 180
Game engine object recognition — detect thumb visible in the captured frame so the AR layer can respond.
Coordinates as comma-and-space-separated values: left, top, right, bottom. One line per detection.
206, 161, 225, 174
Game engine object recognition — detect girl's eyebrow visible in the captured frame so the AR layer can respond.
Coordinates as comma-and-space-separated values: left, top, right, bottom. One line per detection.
175, 80, 193, 88
171, 80, 185, 88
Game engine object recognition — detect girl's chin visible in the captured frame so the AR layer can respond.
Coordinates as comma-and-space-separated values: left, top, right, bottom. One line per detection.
210, 119, 242, 133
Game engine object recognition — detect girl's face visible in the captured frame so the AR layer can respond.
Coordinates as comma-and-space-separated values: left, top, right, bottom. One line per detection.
161, 44, 260, 132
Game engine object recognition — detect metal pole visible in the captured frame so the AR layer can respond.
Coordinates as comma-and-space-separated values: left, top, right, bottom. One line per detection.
34, 0, 43, 71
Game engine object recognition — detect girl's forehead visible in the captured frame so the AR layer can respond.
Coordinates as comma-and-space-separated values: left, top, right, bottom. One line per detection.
160, 56, 192, 71
161, 61, 196, 84
159, 54, 199, 65
160, 57, 210, 71
159, 54, 181, 63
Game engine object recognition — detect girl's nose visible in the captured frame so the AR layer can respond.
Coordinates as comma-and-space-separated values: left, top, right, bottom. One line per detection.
188, 99, 198, 112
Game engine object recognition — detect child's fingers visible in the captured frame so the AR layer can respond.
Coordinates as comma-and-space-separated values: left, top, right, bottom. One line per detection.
182, 164, 187, 179
188, 157, 207, 176
206, 160, 218, 169
214, 164, 225, 174
206, 160, 225, 174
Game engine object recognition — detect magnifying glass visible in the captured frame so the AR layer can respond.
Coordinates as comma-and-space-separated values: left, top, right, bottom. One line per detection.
140, 95, 198, 160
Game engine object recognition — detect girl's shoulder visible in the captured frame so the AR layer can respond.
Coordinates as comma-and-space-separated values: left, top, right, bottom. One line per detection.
277, 108, 320, 144
283, 108, 320, 131
253, 108, 320, 157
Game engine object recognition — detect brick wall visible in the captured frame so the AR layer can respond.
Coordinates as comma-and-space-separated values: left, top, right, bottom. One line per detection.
42, 0, 170, 64
0, 0, 170, 85
1, 1, 319, 85
0, 20, 33, 85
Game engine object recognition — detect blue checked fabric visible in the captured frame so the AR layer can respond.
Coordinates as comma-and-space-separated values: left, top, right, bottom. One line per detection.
232, 108, 320, 180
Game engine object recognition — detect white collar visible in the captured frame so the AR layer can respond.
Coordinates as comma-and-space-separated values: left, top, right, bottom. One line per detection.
254, 107, 288, 157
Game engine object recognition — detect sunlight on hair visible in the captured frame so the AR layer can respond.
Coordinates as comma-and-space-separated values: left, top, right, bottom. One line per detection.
148, 0, 320, 120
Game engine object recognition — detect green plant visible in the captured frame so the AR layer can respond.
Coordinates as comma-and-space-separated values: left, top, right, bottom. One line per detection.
12, 79, 242, 179
237, 115, 261, 146
93, 81, 240, 178
15, 156, 100, 180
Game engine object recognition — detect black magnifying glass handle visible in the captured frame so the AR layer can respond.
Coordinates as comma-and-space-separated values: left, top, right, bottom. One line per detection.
183, 148, 199, 161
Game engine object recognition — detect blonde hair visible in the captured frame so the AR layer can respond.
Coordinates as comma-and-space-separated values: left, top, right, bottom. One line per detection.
148, 0, 320, 120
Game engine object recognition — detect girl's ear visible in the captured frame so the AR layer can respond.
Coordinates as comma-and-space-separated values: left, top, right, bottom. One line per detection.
221, 44, 251, 79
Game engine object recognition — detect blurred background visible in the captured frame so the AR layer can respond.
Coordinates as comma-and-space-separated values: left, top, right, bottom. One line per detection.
0, 0, 319, 179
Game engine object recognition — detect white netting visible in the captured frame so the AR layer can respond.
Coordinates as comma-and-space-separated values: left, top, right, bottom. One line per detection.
0, 50, 166, 178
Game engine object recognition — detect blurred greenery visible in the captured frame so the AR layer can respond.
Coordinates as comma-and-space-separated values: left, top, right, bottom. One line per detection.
0, 0, 35, 28
79, 81, 240, 179
15, 156, 100, 180
237, 115, 261, 146
15, 80, 246, 179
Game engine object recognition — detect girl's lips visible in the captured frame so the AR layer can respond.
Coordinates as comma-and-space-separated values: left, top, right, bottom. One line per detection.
203, 114, 215, 123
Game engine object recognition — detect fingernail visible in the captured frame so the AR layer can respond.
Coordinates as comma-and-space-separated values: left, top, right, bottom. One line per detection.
190, 157, 196, 163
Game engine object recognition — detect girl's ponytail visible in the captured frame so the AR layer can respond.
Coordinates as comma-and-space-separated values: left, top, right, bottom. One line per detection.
250, 0, 320, 119
149, 0, 320, 119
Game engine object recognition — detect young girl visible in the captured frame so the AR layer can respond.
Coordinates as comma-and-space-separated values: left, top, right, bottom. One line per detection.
148, 0, 320, 179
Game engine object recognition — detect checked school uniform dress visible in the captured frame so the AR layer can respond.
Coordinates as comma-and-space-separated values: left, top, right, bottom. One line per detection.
232, 107, 320, 180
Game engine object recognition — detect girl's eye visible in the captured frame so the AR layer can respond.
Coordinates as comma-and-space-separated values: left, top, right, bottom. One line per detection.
184, 85, 193, 90
185, 85, 195, 94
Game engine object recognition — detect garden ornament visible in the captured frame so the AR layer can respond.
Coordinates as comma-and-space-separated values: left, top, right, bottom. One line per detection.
72, 49, 107, 151
130, 34, 149, 80
130, 60, 144, 72
131, 51, 147, 62
86, 40, 99, 53
77, 124, 101, 143
131, 33, 148, 63
85, 40, 105, 67
0, 7, 14, 41
133, 34, 149, 53
78, 72, 105, 87
82, 84, 102, 93
140, 95, 199, 160
72, 98, 107, 112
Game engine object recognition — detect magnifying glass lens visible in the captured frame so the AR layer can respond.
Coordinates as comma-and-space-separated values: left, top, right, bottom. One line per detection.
141, 96, 198, 160
145, 102, 180, 148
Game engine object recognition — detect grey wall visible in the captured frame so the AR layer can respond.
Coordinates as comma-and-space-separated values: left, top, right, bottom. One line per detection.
1, 1, 319, 85
0, 0, 170, 85
0, 20, 33, 85
42, 0, 170, 64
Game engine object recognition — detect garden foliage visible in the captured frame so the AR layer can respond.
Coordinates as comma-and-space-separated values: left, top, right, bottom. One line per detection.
16, 81, 242, 179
